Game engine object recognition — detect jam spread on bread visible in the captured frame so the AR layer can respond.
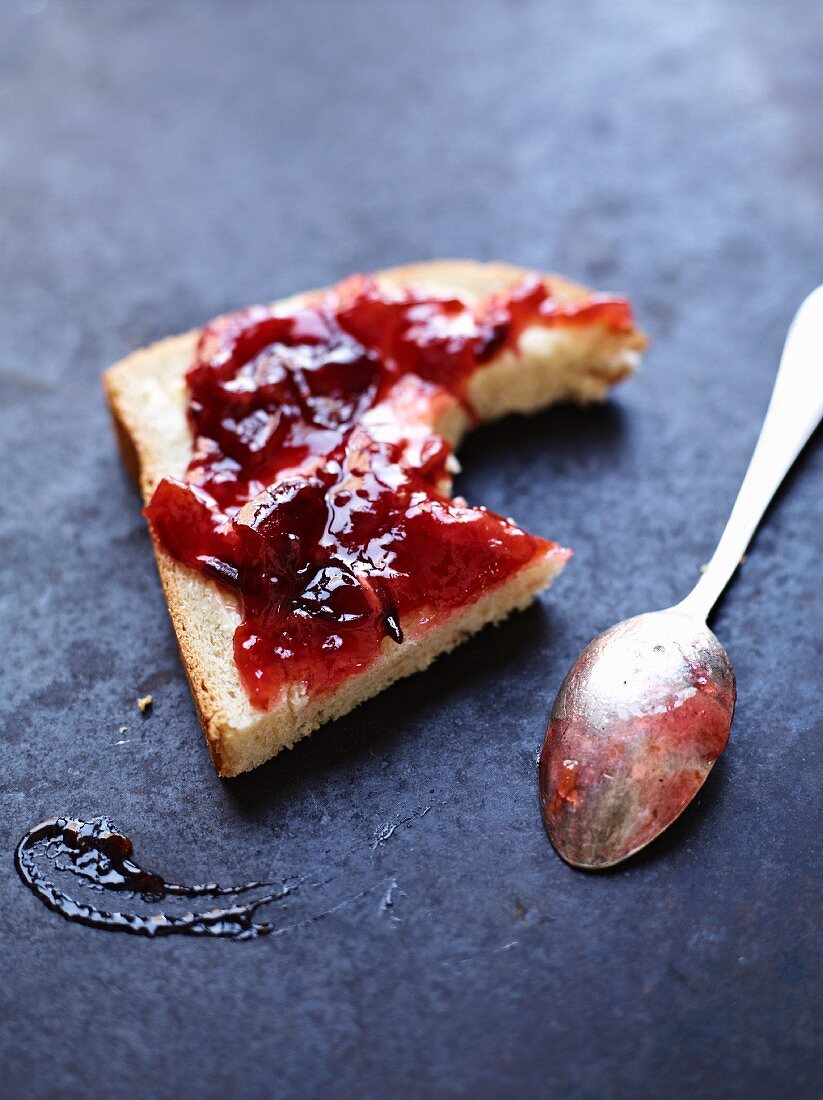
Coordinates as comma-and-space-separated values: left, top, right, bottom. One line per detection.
145, 275, 634, 709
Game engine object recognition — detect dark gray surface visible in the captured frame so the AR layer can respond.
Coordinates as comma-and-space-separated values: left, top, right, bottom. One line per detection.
1, 1, 821, 1097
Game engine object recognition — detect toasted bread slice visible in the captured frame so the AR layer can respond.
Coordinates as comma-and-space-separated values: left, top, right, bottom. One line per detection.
104, 261, 645, 775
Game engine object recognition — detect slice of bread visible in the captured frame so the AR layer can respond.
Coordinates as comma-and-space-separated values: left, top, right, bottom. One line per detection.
104, 261, 645, 776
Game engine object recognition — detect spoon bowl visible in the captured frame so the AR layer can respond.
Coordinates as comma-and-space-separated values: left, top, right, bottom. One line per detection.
539, 609, 735, 869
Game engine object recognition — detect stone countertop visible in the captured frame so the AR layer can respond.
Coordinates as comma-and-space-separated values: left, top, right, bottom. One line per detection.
1, 2, 820, 1097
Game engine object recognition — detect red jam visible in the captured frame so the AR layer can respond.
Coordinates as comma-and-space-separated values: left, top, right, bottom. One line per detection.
145, 274, 634, 709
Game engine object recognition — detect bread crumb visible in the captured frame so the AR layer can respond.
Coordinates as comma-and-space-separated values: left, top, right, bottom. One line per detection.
119, 725, 128, 734
137, 694, 153, 714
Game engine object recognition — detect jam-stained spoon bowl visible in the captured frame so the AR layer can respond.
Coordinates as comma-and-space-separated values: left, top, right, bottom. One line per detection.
540, 286, 823, 869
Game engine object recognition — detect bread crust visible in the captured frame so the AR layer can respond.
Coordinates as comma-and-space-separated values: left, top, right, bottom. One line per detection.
104, 260, 645, 775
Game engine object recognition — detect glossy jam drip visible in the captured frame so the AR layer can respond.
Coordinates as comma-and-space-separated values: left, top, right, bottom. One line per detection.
15, 817, 294, 939
145, 274, 634, 708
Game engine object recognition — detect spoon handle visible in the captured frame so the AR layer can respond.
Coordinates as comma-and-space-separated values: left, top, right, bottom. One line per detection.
679, 286, 823, 622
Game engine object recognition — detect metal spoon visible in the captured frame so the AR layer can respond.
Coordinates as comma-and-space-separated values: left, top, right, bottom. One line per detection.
539, 287, 823, 869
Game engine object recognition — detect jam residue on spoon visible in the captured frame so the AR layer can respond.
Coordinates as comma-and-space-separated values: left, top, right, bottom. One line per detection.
539, 611, 736, 868
144, 274, 634, 708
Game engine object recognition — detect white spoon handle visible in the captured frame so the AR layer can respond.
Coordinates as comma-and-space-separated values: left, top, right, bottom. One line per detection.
679, 286, 823, 622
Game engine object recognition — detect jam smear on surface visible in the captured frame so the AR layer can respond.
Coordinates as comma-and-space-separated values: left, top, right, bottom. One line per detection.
15, 817, 293, 939
145, 274, 634, 708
